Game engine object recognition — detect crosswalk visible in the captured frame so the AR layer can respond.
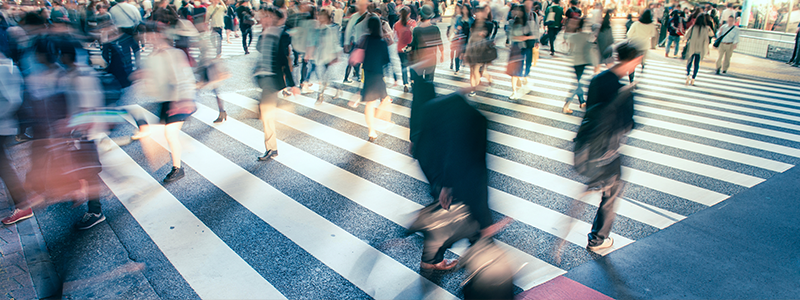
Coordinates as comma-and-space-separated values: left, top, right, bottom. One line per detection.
92, 21, 800, 299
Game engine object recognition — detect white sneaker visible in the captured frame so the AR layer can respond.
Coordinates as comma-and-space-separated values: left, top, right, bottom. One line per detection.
587, 237, 614, 252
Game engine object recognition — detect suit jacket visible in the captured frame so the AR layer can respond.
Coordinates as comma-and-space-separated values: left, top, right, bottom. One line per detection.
414, 86, 492, 229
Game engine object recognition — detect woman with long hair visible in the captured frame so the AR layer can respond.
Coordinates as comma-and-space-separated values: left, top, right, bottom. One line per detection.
684, 13, 712, 86
308, 9, 342, 103
350, 16, 393, 142
464, 6, 495, 96
394, 6, 416, 92
594, 9, 614, 74
625, 9, 656, 82
449, 4, 472, 74
507, 5, 534, 100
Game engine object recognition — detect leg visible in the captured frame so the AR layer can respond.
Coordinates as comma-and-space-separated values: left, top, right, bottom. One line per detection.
531, 43, 539, 66
522, 47, 533, 77
242, 26, 250, 52
470, 64, 480, 87
715, 46, 724, 70
259, 77, 279, 151
164, 121, 184, 168
548, 29, 557, 54
588, 177, 623, 247
214, 27, 223, 56
691, 54, 700, 79
344, 64, 353, 81
723, 44, 733, 72
364, 100, 378, 137
398, 52, 410, 85
0, 136, 26, 207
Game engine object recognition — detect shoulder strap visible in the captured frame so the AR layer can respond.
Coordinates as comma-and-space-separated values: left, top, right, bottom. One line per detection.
118, 4, 139, 25
719, 25, 735, 40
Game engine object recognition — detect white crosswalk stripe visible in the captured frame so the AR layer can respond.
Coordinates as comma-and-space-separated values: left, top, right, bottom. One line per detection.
94, 29, 800, 298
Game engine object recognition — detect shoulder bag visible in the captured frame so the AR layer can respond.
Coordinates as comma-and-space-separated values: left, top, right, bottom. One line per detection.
713, 25, 735, 48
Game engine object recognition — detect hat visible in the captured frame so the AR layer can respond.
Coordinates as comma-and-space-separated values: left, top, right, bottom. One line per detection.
420, 4, 433, 19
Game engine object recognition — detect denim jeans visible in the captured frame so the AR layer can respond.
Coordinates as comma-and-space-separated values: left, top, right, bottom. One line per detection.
398, 52, 411, 85
665, 35, 680, 56
212, 27, 223, 56
686, 53, 700, 79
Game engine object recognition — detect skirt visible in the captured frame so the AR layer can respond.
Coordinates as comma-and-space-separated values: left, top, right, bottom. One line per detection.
224, 16, 234, 31
505, 43, 524, 77
361, 70, 388, 102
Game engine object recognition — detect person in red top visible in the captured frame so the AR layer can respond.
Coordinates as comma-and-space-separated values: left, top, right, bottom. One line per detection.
394, 6, 416, 93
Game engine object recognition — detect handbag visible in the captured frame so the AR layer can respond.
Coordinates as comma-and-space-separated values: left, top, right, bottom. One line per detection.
349, 37, 367, 66
713, 25, 735, 48
467, 39, 498, 64
242, 10, 256, 26
681, 42, 689, 59
458, 237, 515, 298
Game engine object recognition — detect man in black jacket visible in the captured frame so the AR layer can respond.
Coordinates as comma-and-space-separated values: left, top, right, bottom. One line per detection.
576, 41, 641, 252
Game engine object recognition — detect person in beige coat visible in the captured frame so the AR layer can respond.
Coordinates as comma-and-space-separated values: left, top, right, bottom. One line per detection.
684, 14, 713, 86
625, 9, 656, 82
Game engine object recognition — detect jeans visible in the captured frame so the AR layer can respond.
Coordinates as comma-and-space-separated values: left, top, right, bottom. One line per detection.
117, 30, 140, 69
398, 52, 411, 85
566, 64, 587, 105
665, 35, 680, 56
522, 46, 534, 77
297, 54, 309, 84
686, 53, 700, 79
212, 27, 223, 56
546, 27, 561, 54
241, 26, 253, 52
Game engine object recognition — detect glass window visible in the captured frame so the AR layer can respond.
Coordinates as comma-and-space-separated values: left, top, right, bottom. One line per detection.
747, 0, 797, 31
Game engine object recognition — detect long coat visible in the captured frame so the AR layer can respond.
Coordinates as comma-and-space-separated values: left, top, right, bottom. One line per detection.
686, 24, 713, 59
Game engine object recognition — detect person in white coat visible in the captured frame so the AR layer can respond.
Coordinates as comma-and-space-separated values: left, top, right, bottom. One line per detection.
625, 8, 656, 82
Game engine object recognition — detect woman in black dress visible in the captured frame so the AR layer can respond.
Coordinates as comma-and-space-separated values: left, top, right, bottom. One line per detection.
349, 16, 393, 142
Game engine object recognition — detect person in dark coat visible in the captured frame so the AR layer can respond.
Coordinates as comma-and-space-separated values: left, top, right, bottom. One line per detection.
413, 79, 510, 271
574, 41, 641, 252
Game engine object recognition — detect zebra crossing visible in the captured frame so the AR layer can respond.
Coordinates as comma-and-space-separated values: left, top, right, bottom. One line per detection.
92, 21, 800, 298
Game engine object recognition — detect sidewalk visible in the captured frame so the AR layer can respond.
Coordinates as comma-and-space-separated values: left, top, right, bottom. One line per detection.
0, 201, 37, 300
645, 46, 800, 84
522, 165, 800, 299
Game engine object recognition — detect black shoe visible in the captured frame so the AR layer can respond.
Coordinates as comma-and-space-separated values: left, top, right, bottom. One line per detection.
715, 68, 720, 75
76, 212, 106, 230
722, 70, 727, 74
163, 167, 185, 183
258, 149, 278, 161
403, 85, 410, 93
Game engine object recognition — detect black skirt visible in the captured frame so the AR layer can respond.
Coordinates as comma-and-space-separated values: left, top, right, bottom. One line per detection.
361, 70, 388, 102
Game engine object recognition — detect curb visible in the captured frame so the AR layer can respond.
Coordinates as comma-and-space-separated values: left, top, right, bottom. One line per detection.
16, 216, 61, 299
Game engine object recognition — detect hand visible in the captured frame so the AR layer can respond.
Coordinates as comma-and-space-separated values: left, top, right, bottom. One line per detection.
438, 187, 453, 210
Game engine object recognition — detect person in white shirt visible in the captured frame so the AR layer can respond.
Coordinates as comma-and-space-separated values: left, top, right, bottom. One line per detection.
109, 0, 143, 67
332, 1, 344, 25
715, 15, 739, 74
625, 8, 656, 82
720, 3, 735, 24
206, 0, 227, 57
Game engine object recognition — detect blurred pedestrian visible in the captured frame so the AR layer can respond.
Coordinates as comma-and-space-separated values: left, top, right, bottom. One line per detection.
562, 17, 590, 114
0, 54, 30, 225
542, 0, 563, 56
406, 4, 443, 82
664, 9, 681, 57
594, 9, 613, 73
206, 0, 226, 58
394, 6, 416, 92
507, 4, 534, 100
307, 8, 342, 103
447, 3, 469, 76
574, 41, 642, 252
236, 0, 255, 54
625, 9, 655, 82
464, 6, 495, 96
254, 6, 284, 160
349, 16, 392, 142
108, 0, 143, 67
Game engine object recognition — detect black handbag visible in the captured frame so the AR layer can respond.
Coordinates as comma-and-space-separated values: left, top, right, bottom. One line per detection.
681, 42, 689, 59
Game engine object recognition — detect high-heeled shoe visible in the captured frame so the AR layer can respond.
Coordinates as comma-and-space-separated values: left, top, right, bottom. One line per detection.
690, 78, 695, 86
214, 111, 227, 123
685, 76, 691, 86
367, 135, 378, 143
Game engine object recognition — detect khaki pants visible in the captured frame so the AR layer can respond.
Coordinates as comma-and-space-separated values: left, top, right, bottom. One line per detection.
651, 24, 660, 49
716, 43, 735, 72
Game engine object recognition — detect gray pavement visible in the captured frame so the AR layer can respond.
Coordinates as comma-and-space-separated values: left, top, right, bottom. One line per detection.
1, 16, 800, 299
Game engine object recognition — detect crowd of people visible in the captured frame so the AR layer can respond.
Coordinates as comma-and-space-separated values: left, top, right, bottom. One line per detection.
0, 0, 768, 297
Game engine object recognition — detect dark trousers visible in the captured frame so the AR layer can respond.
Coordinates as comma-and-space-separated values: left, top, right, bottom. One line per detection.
398, 52, 411, 85
522, 47, 533, 77
0, 136, 26, 207
546, 27, 561, 54
345, 63, 361, 81
212, 27, 223, 56
789, 31, 800, 65
588, 175, 624, 246
117, 30, 140, 69
241, 26, 253, 52
298, 55, 309, 84
686, 54, 700, 79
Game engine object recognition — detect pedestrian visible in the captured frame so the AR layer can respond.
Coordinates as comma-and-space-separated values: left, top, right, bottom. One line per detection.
542, 0, 562, 55
108, 0, 142, 67
720, 2, 735, 24
307, 8, 342, 103
236, 0, 255, 54
594, 9, 613, 74
714, 15, 739, 75
224, 0, 238, 43
349, 16, 393, 142
206, 0, 226, 58
254, 6, 285, 160
411, 78, 511, 271
788, 22, 800, 66
624, 13, 632, 31
342, 0, 370, 83
381, 0, 397, 27
406, 4, 443, 82
193, 19, 230, 123
651, 2, 663, 49
152, 0, 180, 25
625, 9, 655, 83
135, 23, 197, 182
664, 9, 681, 57
291, 2, 314, 93
574, 41, 642, 252
684, 13, 712, 86
523, 0, 542, 76
563, 17, 590, 114
465, 5, 495, 96
394, 6, 416, 92
507, 4, 534, 100
448, 4, 472, 74
0, 54, 30, 226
